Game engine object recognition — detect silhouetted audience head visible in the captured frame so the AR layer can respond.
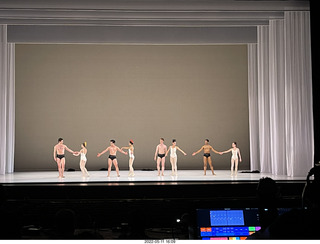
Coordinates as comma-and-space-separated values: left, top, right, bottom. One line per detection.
267, 207, 320, 239
256, 177, 280, 205
256, 177, 280, 230
250, 166, 320, 239
302, 165, 320, 210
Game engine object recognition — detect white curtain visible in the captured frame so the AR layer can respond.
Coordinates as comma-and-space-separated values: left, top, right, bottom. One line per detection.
247, 43, 260, 171
269, 19, 287, 175
248, 12, 313, 177
284, 12, 313, 177
257, 25, 272, 173
0, 25, 15, 175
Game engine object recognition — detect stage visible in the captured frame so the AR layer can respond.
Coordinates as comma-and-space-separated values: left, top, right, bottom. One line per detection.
0, 170, 307, 202
0, 170, 307, 184
0, 170, 307, 206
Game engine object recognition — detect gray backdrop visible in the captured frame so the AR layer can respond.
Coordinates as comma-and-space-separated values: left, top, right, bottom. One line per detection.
15, 44, 249, 171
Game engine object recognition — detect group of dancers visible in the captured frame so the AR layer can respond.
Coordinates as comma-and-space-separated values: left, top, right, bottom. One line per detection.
53, 137, 242, 179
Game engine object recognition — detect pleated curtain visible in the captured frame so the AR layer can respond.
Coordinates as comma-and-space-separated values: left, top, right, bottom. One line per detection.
248, 12, 313, 177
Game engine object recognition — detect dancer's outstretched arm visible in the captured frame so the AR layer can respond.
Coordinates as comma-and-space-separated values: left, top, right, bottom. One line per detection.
192, 146, 203, 156
65, 145, 75, 154
117, 146, 128, 155
211, 146, 221, 154
177, 146, 187, 155
220, 148, 232, 154
74, 148, 83, 156
97, 147, 109, 157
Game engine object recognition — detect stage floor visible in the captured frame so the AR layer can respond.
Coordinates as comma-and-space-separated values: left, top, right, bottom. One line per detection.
0, 170, 307, 184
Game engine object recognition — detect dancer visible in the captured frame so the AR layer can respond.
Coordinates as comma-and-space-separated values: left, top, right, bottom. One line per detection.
97, 139, 127, 177
121, 140, 135, 177
192, 139, 221, 176
53, 138, 75, 178
73, 142, 89, 177
165, 139, 187, 176
154, 138, 167, 176
220, 142, 242, 176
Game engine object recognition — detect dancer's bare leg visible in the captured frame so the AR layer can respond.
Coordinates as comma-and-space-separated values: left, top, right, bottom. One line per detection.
175, 159, 178, 175
128, 159, 131, 176
161, 158, 165, 176
157, 157, 161, 176
234, 159, 238, 176
231, 159, 235, 176
208, 157, 215, 175
113, 159, 120, 177
129, 158, 134, 176
107, 158, 112, 177
56, 158, 62, 178
80, 161, 85, 175
131, 158, 135, 176
80, 160, 89, 176
170, 157, 175, 175
173, 157, 177, 176
203, 157, 208, 175
60, 158, 66, 178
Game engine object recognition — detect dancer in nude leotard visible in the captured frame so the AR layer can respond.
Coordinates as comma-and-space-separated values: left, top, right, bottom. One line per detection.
121, 140, 135, 177
165, 139, 187, 176
192, 139, 221, 176
220, 142, 242, 176
73, 142, 89, 177
97, 139, 127, 177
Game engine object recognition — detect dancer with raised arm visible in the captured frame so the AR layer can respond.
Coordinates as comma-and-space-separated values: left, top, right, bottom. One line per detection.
53, 138, 75, 178
97, 139, 127, 177
165, 139, 187, 176
121, 140, 135, 177
73, 142, 89, 177
220, 142, 242, 176
154, 138, 167, 176
192, 139, 221, 176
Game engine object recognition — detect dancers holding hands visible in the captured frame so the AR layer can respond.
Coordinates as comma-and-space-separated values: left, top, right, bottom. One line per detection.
54, 137, 242, 178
